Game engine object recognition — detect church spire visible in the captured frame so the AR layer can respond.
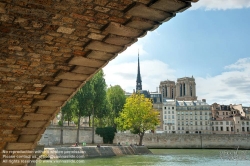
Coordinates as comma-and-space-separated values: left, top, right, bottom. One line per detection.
136, 50, 142, 91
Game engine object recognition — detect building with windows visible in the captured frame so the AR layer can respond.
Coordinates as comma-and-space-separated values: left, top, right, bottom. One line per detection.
163, 99, 211, 134
211, 103, 250, 134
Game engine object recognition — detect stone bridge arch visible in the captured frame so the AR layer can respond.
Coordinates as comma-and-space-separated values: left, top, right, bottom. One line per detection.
0, 0, 197, 165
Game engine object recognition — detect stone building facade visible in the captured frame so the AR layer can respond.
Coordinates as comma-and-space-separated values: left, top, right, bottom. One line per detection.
211, 103, 250, 134
160, 76, 197, 101
162, 99, 211, 134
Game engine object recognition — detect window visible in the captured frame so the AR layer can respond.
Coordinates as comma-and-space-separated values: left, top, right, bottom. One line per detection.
195, 116, 197, 120
220, 122, 223, 125
172, 111, 174, 114
164, 111, 166, 114
200, 111, 202, 115
190, 86, 192, 96
200, 121, 202, 125
205, 112, 207, 115
195, 111, 197, 115
195, 121, 197, 125
172, 115, 175, 119
178, 127, 180, 130
205, 116, 207, 120
247, 122, 249, 125
183, 83, 186, 96
181, 112, 184, 115
182, 122, 184, 125
242, 127, 245, 131
172, 107, 174, 110
216, 127, 218, 131
168, 115, 171, 119
200, 116, 202, 120
226, 112, 228, 115
221, 127, 223, 131
247, 127, 249, 132
164, 115, 167, 119
168, 111, 170, 114
164, 107, 166, 110
178, 116, 180, 120
223, 112, 224, 115
190, 121, 193, 125
226, 121, 229, 125
212, 127, 214, 131
186, 112, 188, 115
226, 127, 229, 131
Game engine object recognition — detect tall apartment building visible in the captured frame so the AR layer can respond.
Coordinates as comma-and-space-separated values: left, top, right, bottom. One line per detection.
211, 103, 250, 134
163, 99, 211, 134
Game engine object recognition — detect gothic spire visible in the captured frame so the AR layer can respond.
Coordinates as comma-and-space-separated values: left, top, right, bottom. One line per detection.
136, 50, 142, 91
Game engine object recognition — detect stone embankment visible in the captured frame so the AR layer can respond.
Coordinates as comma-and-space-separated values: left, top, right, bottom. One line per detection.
39, 126, 250, 149
115, 133, 250, 149
44, 146, 152, 159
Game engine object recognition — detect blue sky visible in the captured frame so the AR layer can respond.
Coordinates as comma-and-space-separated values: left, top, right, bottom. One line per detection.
103, 1, 250, 106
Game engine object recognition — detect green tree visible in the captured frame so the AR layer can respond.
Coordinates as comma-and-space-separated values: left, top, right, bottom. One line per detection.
116, 93, 159, 146
106, 85, 126, 127
62, 99, 75, 126
91, 69, 107, 143
74, 80, 95, 143
59, 98, 77, 144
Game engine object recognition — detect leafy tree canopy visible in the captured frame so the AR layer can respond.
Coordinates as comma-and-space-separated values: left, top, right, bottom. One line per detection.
116, 92, 159, 145
106, 85, 126, 127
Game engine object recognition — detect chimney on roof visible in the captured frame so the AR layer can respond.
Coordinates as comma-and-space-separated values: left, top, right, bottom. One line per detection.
202, 99, 206, 102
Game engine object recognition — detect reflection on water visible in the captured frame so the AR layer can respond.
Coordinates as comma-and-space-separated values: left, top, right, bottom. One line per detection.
37, 149, 250, 166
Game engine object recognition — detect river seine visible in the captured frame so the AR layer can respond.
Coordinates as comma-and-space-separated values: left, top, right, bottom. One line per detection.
37, 149, 250, 166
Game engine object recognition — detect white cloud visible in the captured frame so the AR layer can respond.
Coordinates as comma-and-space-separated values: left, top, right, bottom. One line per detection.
191, 0, 250, 10
103, 59, 176, 92
196, 58, 250, 106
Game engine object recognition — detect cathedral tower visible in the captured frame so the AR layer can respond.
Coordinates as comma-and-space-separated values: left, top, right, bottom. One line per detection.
176, 76, 197, 101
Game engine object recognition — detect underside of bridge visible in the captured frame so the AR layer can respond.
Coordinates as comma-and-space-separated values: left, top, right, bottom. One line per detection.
0, 0, 197, 165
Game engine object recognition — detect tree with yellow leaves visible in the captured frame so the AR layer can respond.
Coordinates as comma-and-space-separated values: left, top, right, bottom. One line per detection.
115, 92, 159, 145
